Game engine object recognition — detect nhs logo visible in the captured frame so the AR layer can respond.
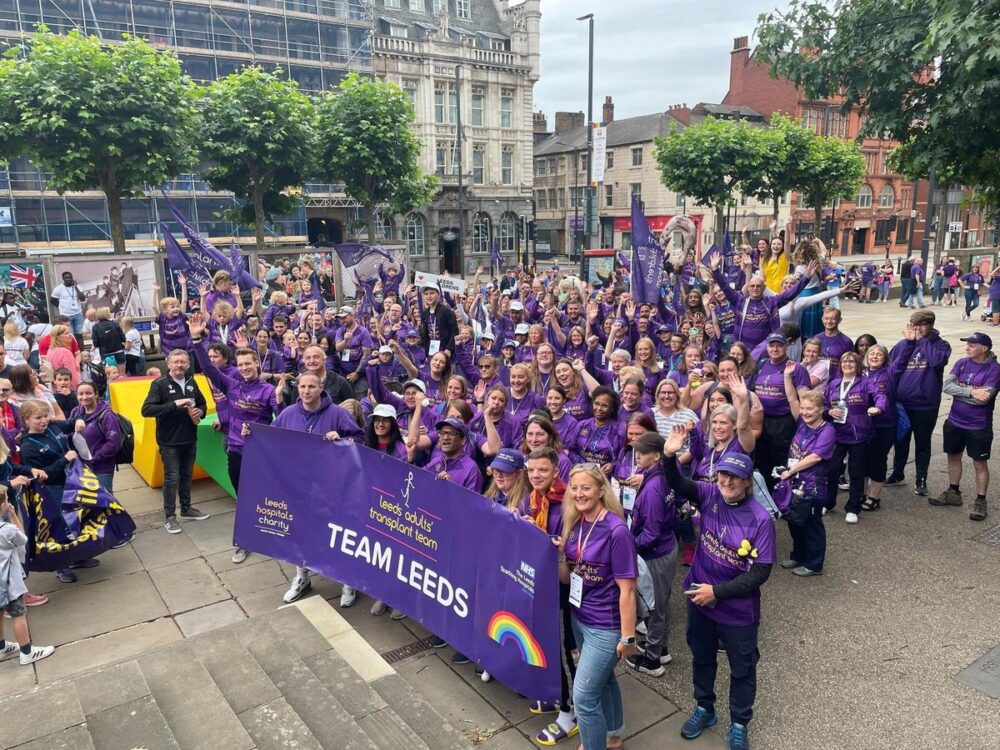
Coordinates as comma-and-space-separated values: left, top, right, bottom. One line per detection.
520, 561, 535, 579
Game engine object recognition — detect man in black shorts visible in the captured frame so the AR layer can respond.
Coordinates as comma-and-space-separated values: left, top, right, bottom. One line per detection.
935, 332, 1000, 521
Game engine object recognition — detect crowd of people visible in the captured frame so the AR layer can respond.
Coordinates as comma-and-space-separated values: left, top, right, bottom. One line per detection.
0, 238, 996, 750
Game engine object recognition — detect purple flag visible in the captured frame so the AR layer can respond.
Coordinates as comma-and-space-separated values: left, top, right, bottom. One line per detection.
162, 193, 259, 288
332, 243, 395, 268
629, 195, 663, 304
700, 243, 720, 269
490, 239, 501, 275
161, 224, 212, 291
616, 251, 631, 272
234, 425, 561, 702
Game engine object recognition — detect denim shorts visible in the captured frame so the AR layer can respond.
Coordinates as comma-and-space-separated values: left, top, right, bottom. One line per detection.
3, 594, 26, 618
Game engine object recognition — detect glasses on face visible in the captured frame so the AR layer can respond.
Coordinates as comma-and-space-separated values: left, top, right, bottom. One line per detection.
0, 388, 9, 393
478, 363, 495, 370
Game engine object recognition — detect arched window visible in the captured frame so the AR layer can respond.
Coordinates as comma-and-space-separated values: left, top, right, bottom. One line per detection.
404, 213, 425, 256
857, 184, 873, 209
374, 213, 395, 241
498, 212, 517, 255
878, 184, 895, 209
472, 212, 491, 254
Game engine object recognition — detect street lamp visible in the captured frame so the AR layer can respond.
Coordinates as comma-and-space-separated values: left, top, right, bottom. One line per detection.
577, 13, 594, 274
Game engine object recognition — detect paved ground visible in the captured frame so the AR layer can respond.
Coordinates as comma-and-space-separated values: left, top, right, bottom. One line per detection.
1, 299, 998, 749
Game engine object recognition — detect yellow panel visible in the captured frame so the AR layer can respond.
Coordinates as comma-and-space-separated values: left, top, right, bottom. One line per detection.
109, 375, 217, 488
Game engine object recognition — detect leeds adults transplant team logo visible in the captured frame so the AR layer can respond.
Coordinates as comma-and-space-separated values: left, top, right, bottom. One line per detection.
488, 611, 547, 668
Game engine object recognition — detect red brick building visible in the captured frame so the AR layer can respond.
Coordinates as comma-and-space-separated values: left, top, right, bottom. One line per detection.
722, 35, 915, 256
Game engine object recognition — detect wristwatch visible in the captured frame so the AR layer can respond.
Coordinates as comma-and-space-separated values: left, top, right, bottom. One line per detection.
619, 635, 637, 646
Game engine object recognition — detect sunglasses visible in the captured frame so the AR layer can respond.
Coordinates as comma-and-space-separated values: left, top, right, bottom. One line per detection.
478, 364, 495, 369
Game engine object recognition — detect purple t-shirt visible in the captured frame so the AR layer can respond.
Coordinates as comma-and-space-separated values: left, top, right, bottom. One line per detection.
155, 312, 191, 354
565, 512, 637, 630
947, 357, 1000, 430
817, 331, 854, 376
683, 484, 777, 626
574, 419, 626, 466
335, 325, 375, 375
788, 419, 836, 498
688, 430, 750, 481
753, 359, 809, 417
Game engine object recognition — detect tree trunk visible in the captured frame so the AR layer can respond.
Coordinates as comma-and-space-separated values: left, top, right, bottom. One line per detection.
773, 195, 780, 230
366, 202, 376, 246
814, 202, 822, 244
105, 189, 126, 254
933, 185, 949, 258
253, 187, 266, 253
715, 204, 725, 246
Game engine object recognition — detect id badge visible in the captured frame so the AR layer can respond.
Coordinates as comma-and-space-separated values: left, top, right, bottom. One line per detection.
568, 571, 583, 608
340, 349, 351, 362
787, 458, 799, 471
974, 283, 980, 291
428, 339, 441, 356
622, 486, 637, 512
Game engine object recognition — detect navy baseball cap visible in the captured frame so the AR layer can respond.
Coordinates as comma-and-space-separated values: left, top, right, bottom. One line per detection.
717, 454, 753, 479
435, 417, 469, 439
490, 448, 525, 474
961, 332, 993, 349
766, 333, 787, 345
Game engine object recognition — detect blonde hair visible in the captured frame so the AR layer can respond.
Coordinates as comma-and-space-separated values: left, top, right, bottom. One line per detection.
212, 270, 232, 285
49, 325, 72, 349
19, 399, 52, 426
484, 469, 531, 510
635, 337, 661, 372
339, 398, 364, 428
95, 307, 112, 321
618, 365, 644, 383
120, 316, 134, 331
213, 301, 235, 320
3, 321, 19, 341
159, 296, 180, 312
270, 290, 289, 306
561, 464, 624, 546
799, 390, 824, 410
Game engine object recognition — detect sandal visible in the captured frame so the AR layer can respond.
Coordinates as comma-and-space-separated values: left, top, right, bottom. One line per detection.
535, 720, 579, 745
607, 740, 625, 750
861, 497, 881, 512
529, 700, 560, 715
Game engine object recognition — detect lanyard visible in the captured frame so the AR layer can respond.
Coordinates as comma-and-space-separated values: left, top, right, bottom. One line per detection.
575, 509, 607, 564
838, 378, 855, 402
510, 392, 529, 415
586, 422, 611, 453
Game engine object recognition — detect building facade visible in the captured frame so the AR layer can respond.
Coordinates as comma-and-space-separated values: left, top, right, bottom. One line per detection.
532, 97, 791, 259
0, 0, 374, 254
373, 0, 540, 274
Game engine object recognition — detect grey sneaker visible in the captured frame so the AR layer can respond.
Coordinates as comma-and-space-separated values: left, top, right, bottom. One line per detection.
164, 518, 183, 534
930, 487, 962, 506
180, 506, 210, 521
969, 497, 988, 522
231, 548, 248, 564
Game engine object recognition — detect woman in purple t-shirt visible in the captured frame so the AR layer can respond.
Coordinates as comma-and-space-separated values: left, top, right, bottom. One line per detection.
556, 464, 637, 750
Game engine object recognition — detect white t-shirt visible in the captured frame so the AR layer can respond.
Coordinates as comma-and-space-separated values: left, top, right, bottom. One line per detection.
3, 336, 29, 365
0, 303, 28, 334
125, 329, 142, 357
51, 284, 83, 316
27, 323, 51, 354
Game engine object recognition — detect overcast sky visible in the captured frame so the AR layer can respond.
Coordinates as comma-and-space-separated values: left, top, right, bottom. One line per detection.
534, 0, 780, 122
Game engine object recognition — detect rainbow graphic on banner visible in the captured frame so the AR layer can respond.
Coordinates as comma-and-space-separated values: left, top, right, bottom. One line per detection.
487, 611, 547, 668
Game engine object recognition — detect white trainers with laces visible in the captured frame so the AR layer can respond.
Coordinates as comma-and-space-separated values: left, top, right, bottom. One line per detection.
283, 575, 311, 603
20, 645, 54, 665
845, 512, 860, 524
0, 642, 20, 661
339, 586, 357, 608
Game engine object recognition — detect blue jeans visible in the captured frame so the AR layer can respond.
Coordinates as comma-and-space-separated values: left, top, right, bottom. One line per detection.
96, 472, 114, 493
899, 278, 914, 306
571, 616, 624, 749
931, 275, 944, 303
965, 289, 980, 316
908, 283, 924, 308
67, 313, 85, 335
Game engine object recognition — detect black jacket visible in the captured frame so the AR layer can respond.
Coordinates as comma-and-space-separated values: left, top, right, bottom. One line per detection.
280, 370, 354, 406
140, 376, 207, 446
420, 303, 458, 357
92, 319, 126, 357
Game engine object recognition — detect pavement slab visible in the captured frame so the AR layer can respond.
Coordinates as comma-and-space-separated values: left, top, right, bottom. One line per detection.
217, 558, 289, 597
28, 544, 144, 595
0, 660, 39, 699
175, 598, 247, 637
73, 660, 150, 716
85, 694, 181, 750
148, 556, 230, 615
235, 581, 292, 617
178, 512, 239, 556
0, 682, 84, 748
238, 697, 324, 750
130, 525, 202, 569
8, 724, 95, 750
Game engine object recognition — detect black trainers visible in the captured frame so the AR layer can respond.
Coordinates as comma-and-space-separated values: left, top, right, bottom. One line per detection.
884, 474, 905, 486
180, 506, 210, 521
625, 653, 665, 677
914, 478, 928, 496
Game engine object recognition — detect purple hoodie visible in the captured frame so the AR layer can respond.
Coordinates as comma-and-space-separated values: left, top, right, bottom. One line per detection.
943, 355, 1000, 430
272, 392, 362, 438
69, 401, 121, 475
713, 266, 809, 349
629, 464, 676, 560
195, 344, 281, 454
155, 312, 191, 355
824, 374, 888, 444
889, 332, 952, 410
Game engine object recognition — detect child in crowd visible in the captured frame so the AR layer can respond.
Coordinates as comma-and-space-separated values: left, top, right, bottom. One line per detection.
2, 322, 29, 366
151, 278, 191, 358
121, 316, 144, 376
52, 368, 79, 417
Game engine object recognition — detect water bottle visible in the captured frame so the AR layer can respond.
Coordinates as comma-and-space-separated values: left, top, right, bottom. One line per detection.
835, 399, 848, 424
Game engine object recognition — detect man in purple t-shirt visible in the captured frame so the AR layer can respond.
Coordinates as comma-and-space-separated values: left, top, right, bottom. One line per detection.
934, 332, 1000, 521
908, 257, 926, 309
816, 308, 854, 377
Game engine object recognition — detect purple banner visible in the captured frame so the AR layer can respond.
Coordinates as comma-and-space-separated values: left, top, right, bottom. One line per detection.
629, 195, 663, 304
234, 425, 561, 701
332, 243, 395, 268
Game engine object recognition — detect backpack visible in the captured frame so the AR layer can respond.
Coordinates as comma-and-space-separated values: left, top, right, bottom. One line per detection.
96, 410, 135, 467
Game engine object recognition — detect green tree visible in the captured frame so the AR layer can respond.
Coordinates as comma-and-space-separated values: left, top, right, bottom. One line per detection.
755, 0, 1000, 195
316, 73, 436, 244
653, 117, 765, 240
745, 114, 815, 227
796, 134, 867, 235
199, 66, 316, 252
0, 29, 196, 253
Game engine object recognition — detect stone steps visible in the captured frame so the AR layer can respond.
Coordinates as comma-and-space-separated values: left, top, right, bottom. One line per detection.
0, 598, 469, 750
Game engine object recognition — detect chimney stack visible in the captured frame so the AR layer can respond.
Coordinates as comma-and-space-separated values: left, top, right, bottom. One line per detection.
733, 36, 749, 52
602, 96, 614, 124
533, 111, 548, 133
554, 111, 585, 135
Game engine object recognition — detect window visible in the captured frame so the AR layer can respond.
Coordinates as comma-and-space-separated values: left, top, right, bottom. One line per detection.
881, 151, 891, 175
405, 213, 425, 256
501, 145, 513, 185
448, 85, 458, 124
409, 0, 424, 12
402, 80, 417, 110
450, 141, 460, 175
434, 83, 457, 124
432, 0, 445, 13
557, 188, 565, 208
878, 184, 895, 209
374, 213, 394, 241
472, 213, 491, 254
456, 0, 470, 19
499, 213, 517, 255
857, 184, 873, 208
829, 110, 848, 137
802, 108, 819, 133
875, 218, 892, 244
605, 184, 614, 207
548, 158, 556, 174
500, 89, 513, 128
471, 86, 484, 126
434, 83, 445, 123
535, 159, 547, 176
864, 151, 878, 174
631, 183, 642, 203
472, 143, 485, 185
435, 145, 446, 175
389, 24, 407, 38
537, 190, 547, 210
901, 186, 912, 207
547, 189, 556, 208
675, 193, 686, 208
491, 39, 507, 51
631, 147, 643, 166
385, 0, 401, 7
580, 153, 589, 172
558, 156, 566, 173
896, 218, 910, 244
606, 150, 614, 169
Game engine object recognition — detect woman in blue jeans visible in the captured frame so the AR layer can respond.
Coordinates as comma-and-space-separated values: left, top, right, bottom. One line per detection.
556, 463, 637, 750
69, 381, 123, 493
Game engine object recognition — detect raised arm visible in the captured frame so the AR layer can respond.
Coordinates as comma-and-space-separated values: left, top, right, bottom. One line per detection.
783, 359, 802, 420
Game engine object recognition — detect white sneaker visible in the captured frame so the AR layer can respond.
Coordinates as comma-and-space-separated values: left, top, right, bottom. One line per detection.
0, 642, 20, 661
19, 645, 54, 665
339, 586, 357, 608
636, 620, 648, 636
283, 575, 311, 603
370, 600, 388, 616
231, 548, 248, 564
845, 512, 860, 524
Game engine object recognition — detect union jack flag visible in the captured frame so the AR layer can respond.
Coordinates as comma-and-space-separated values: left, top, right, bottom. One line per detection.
8, 265, 40, 289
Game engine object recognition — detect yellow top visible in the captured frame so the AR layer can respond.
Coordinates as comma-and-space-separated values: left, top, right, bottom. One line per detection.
761, 254, 789, 294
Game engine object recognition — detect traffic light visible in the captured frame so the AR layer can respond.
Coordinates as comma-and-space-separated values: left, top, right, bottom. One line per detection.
527, 220, 536, 241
